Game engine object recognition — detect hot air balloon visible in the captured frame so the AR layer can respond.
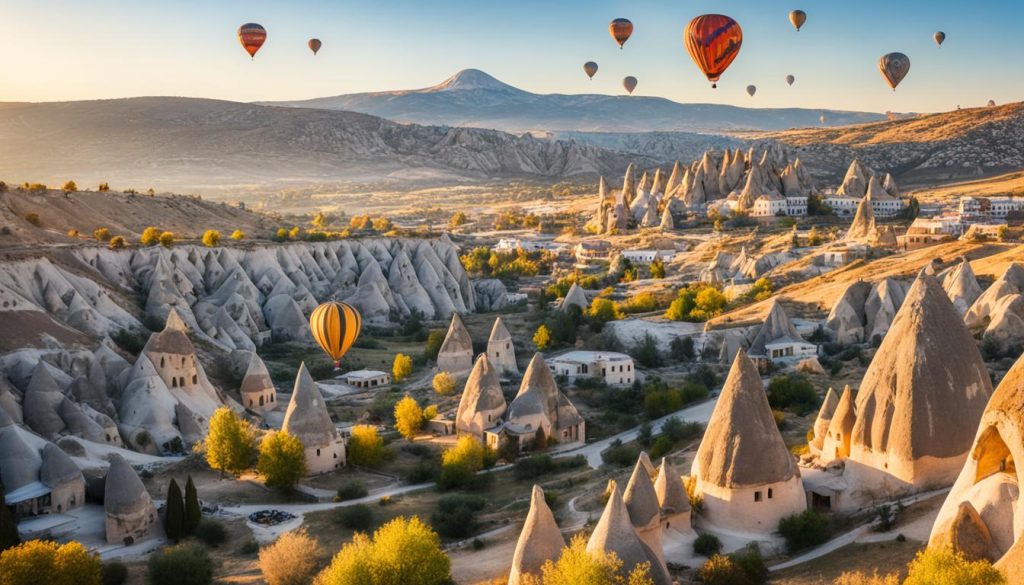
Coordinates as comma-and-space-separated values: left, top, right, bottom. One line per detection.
934, 31, 946, 47
308, 38, 322, 55
684, 14, 743, 88
609, 18, 633, 49
988, 100, 997, 107
785, 75, 795, 86
583, 61, 598, 80
238, 23, 267, 59
309, 301, 362, 367
746, 85, 757, 97
789, 10, 807, 32
878, 52, 911, 91
623, 76, 638, 95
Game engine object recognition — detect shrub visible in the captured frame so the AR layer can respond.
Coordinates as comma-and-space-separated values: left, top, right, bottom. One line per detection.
587, 298, 623, 325
107, 236, 127, 249
204, 407, 257, 476
778, 510, 830, 554
101, 560, 128, 585
163, 478, 185, 541
335, 504, 374, 531
431, 494, 486, 538
394, 395, 424, 440
201, 230, 220, 247
24, 213, 41, 226
194, 518, 227, 547
98, 182, 109, 192
93, 227, 111, 241
903, 547, 1004, 585
731, 547, 768, 584
633, 332, 663, 368
694, 533, 723, 557
140, 226, 161, 246
147, 543, 213, 585
432, 372, 456, 395
230, 229, 245, 241
514, 454, 556, 480
392, 353, 413, 382
533, 324, 552, 350
670, 336, 695, 361
158, 231, 175, 248
650, 258, 666, 279
276, 227, 288, 241
448, 211, 468, 228
238, 539, 259, 555
62, 181, 77, 192
424, 330, 445, 360
336, 481, 369, 502
0, 540, 101, 585
66, 229, 79, 238
601, 438, 639, 467
347, 425, 389, 468
257, 430, 307, 490
767, 374, 819, 415
315, 517, 450, 585
258, 530, 321, 585
834, 571, 900, 585
697, 554, 748, 585
438, 435, 488, 490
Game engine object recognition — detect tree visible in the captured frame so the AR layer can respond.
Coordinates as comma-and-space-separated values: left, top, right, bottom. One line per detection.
997, 225, 1009, 242
288, 226, 301, 239
439, 435, 487, 490
204, 407, 257, 477
62, 181, 77, 192
0, 488, 19, 552
147, 543, 213, 585
807, 226, 822, 246
107, 236, 127, 250
777, 510, 830, 554
164, 478, 185, 541
258, 529, 321, 585
140, 226, 161, 246
158, 231, 175, 248
98, 182, 109, 192
533, 324, 552, 350
588, 298, 623, 325
649, 258, 666, 279
669, 336, 695, 362
372, 217, 393, 232
394, 395, 424, 440
347, 425, 388, 468
423, 330, 445, 360
201, 230, 220, 248
448, 211, 468, 228
392, 353, 413, 382
0, 540, 102, 585
316, 517, 450, 585
276, 228, 288, 241
520, 534, 654, 585
432, 372, 456, 395
257, 430, 307, 490
183, 475, 201, 535
311, 211, 329, 229
230, 229, 245, 241
767, 374, 819, 415
903, 548, 1004, 585
695, 288, 727, 316
93, 227, 111, 242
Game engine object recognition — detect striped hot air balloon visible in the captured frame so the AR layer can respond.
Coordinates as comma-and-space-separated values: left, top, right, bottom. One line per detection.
683, 14, 743, 88
310, 301, 362, 367
238, 23, 267, 59
609, 18, 633, 49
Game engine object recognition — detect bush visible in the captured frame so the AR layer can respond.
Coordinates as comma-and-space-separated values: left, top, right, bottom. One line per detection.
438, 436, 488, 490
903, 547, 1004, 585
201, 230, 220, 247
394, 395, 424, 440
98, 182, 109, 192
158, 231, 175, 248
63, 181, 77, 192
432, 372, 456, 395
147, 543, 213, 585
767, 374, 819, 415
257, 430, 306, 490
423, 330, 445, 360
205, 407, 257, 476
533, 324, 552, 350
601, 438, 639, 467
431, 494, 486, 538
688, 364, 720, 391
93, 227, 111, 241
697, 554, 750, 585
632, 332, 663, 368
194, 518, 228, 547
315, 517, 450, 585
107, 236, 127, 250
0, 540, 101, 585
230, 229, 245, 241
335, 504, 374, 531
140, 226, 161, 246
513, 454, 556, 480
336, 481, 369, 502
392, 353, 413, 382
778, 510, 830, 554
694, 533, 723, 557
258, 530, 321, 585
101, 560, 128, 585
24, 213, 41, 226
670, 336, 695, 362
834, 571, 900, 585
347, 425, 389, 468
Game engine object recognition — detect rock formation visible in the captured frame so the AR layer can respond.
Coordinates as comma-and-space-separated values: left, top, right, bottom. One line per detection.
437, 313, 474, 374
587, 481, 671, 585
943, 258, 984, 316
809, 388, 839, 456
508, 485, 565, 585
559, 283, 590, 313
654, 457, 691, 532
487, 316, 518, 374
505, 354, 585, 447
965, 264, 1024, 332
282, 363, 345, 474
104, 453, 157, 545
239, 352, 277, 411
455, 354, 507, 440
624, 457, 665, 565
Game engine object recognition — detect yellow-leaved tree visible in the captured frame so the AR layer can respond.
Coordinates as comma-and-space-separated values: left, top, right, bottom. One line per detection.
432, 372, 456, 395
257, 430, 306, 490
0, 540, 102, 585
533, 324, 552, 350
393, 395, 424, 440
521, 534, 653, 585
903, 548, 1004, 585
204, 407, 257, 477
140, 226, 161, 246
230, 230, 245, 241
392, 353, 413, 382
201, 230, 221, 248
315, 517, 450, 585
347, 425, 388, 468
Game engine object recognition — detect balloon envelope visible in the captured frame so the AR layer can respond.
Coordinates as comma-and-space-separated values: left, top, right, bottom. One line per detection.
785, 75, 795, 86
988, 100, 997, 107
238, 23, 267, 58
683, 14, 743, 88
583, 61, 598, 79
789, 10, 807, 31
622, 76, 638, 94
746, 85, 756, 96
609, 18, 633, 48
309, 301, 362, 365
308, 38, 322, 55
878, 52, 911, 90
934, 31, 945, 46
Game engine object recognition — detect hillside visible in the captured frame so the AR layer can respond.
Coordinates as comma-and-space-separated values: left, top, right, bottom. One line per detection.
760, 102, 1024, 185
263, 68, 885, 133
0, 97, 651, 196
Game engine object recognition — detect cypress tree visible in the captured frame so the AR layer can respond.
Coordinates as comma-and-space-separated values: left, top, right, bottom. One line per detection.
0, 486, 20, 552
164, 478, 184, 541
183, 475, 201, 535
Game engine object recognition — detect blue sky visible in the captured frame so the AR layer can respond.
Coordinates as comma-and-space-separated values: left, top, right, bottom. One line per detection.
0, 0, 1020, 112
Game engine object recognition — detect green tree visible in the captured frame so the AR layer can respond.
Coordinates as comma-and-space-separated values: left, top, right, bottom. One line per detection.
520, 534, 654, 585
903, 548, 1004, 585
392, 353, 413, 382
163, 478, 185, 541
394, 395, 424, 440
432, 372, 456, 395
204, 407, 257, 477
183, 475, 201, 536
140, 226, 161, 246
533, 324, 552, 350
147, 543, 213, 585
0, 488, 19, 552
649, 258, 666, 279
347, 425, 388, 468
316, 517, 450, 585
257, 430, 307, 490
424, 330, 446, 360
777, 510, 830, 554
0, 540, 102, 585
201, 230, 220, 248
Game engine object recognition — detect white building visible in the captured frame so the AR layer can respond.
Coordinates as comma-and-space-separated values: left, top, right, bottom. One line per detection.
339, 369, 391, 389
750, 195, 788, 218
823, 193, 860, 218
548, 351, 635, 386
901, 216, 963, 250
574, 240, 613, 264
621, 249, 676, 264
824, 193, 907, 219
958, 196, 1024, 219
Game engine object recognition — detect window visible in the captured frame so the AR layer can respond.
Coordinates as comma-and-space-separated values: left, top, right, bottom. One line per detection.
754, 491, 763, 502
768, 488, 774, 499
171, 378, 178, 388
192, 374, 197, 384
316, 448, 321, 456
160, 357, 165, 368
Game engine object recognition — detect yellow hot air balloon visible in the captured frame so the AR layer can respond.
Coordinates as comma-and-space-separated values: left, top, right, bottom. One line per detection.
310, 301, 362, 367
789, 10, 807, 32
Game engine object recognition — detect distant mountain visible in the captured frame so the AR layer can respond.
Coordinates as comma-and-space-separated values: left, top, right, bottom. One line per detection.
762, 102, 1024, 184
0, 97, 655, 194
262, 69, 887, 133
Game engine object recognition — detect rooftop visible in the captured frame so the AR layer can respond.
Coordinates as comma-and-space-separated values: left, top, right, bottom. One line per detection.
550, 351, 632, 363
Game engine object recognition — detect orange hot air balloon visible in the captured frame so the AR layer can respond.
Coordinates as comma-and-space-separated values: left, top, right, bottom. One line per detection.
310, 301, 362, 367
583, 61, 598, 79
684, 14, 743, 88
609, 18, 633, 49
622, 76, 638, 95
238, 23, 267, 59
789, 10, 807, 32
308, 38, 322, 55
